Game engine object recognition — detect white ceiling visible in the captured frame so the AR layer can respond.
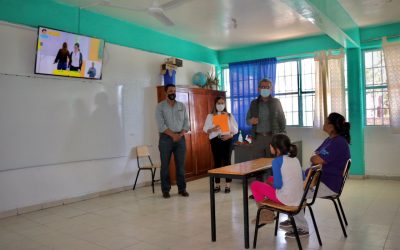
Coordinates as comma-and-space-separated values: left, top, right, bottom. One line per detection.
62, 0, 400, 50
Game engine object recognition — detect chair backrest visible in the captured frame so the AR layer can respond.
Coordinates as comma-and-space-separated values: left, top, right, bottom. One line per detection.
303, 164, 321, 190
296, 166, 322, 213
137, 145, 151, 158
136, 145, 154, 167
337, 159, 351, 196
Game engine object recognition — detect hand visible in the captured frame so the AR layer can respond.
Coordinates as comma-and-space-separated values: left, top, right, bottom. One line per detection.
250, 117, 259, 125
209, 125, 220, 133
172, 133, 181, 142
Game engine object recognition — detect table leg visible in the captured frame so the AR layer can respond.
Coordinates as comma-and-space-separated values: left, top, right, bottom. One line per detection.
243, 177, 249, 249
210, 176, 216, 242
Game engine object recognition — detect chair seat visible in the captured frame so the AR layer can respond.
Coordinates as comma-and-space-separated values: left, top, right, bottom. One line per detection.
259, 199, 306, 213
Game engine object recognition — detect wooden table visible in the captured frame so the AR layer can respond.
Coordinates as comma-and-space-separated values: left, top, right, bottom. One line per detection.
208, 158, 273, 249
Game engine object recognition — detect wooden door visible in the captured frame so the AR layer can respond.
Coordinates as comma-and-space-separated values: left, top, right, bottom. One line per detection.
175, 91, 195, 179
190, 91, 213, 176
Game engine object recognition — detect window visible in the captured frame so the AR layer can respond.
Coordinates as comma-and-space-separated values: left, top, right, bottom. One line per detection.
364, 50, 389, 125
275, 58, 316, 126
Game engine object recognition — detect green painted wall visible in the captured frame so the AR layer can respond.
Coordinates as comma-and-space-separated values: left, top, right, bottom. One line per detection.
0, 0, 218, 64
218, 35, 342, 64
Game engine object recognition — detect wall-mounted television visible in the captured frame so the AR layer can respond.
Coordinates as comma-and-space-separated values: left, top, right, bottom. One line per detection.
35, 26, 105, 80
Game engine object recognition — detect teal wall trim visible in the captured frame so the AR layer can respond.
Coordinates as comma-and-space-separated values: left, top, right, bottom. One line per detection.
360, 22, 400, 49
346, 48, 365, 175
0, 0, 218, 65
218, 35, 341, 64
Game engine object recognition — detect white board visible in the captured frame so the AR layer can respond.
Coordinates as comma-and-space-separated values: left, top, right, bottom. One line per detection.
0, 74, 125, 171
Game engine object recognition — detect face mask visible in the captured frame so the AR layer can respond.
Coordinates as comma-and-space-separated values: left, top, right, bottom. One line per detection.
216, 104, 225, 112
260, 89, 271, 97
167, 93, 176, 101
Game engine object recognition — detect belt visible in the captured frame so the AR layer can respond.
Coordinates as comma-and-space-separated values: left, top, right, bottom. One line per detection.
256, 132, 272, 136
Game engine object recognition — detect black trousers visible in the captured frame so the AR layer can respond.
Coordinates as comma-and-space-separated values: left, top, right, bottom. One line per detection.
210, 137, 233, 183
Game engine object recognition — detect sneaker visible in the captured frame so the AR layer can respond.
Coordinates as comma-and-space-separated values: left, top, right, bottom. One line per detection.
163, 192, 170, 199
178, 190, 189, 197
279, 219, 292, 228
213, 186, 221, 193
285, 228, 309, 238
224, 187, 230, 193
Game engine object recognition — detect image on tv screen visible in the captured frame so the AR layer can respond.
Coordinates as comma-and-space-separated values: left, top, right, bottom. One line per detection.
35, 26, 105, 80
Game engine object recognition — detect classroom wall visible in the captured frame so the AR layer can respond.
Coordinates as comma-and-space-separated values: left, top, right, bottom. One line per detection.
364, 127, 400, 177
0, 23, 211, 213
288, 126, 400, 178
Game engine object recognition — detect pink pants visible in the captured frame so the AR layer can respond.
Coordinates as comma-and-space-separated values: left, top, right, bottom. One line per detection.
250, 176, 283, 204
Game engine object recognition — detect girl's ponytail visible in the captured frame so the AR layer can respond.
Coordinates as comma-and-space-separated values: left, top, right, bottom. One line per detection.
271, 134, 297, 158
288, 144, 298, 158
342, 121, 351, 144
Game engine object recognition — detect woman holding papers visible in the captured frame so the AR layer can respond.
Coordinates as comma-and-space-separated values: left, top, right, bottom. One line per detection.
203, 96, 238, 193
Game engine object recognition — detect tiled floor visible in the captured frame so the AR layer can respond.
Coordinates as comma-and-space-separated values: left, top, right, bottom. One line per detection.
0, 178, 399, 250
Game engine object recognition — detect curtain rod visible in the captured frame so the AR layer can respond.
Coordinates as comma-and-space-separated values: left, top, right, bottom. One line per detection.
276, 49, 343, 60
361, 34, 400, 43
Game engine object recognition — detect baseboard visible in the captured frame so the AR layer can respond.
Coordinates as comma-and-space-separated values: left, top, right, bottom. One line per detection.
348, 175, 366, 180
365, 175, 400, 181
0, 181, 153, 219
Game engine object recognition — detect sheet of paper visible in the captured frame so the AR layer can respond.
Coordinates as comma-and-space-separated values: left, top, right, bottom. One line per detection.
212, 114, 230, 134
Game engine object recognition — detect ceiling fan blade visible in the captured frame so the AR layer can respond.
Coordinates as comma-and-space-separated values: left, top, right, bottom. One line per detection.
148, 8, 174, 26
160, 0, 188, 10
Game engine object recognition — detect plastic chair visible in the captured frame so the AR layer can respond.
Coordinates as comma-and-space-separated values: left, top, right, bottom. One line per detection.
132, 145, 161, 193
253, 165, 323, 250
320, 159, 351, 237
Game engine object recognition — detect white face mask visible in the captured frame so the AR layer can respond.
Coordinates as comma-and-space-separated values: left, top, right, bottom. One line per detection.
216, 104, 225, 112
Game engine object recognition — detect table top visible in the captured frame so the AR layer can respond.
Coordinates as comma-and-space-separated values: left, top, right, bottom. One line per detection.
208, 158, 273, 176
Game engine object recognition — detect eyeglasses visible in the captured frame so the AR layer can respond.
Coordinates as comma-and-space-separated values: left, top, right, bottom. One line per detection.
259, 85, 271, 89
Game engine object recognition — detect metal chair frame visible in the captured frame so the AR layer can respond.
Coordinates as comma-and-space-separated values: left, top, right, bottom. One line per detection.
253, 166, 323, 250
132, 146, 160, 193
320, 159, 351, 237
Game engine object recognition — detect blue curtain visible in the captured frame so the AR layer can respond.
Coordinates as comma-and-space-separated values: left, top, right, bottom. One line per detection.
229, 58, 277, 136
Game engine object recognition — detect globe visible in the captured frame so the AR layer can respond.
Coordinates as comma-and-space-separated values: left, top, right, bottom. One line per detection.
192, 72, 207, 87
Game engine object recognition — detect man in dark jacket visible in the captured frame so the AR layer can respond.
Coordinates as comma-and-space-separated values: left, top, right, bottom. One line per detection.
246, 78, 286, 159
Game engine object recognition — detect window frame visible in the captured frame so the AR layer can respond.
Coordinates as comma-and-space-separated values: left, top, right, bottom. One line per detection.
275, 58, 316, 127
363, 48, 390, 127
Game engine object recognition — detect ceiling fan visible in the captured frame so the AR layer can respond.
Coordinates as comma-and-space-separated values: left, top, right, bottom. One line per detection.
79, 0, 190, 26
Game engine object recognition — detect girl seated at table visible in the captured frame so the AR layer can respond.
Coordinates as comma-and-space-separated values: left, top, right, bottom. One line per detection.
250, 134, 304, 225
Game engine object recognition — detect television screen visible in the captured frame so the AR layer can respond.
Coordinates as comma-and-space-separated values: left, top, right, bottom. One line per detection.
35, 26, 105, 80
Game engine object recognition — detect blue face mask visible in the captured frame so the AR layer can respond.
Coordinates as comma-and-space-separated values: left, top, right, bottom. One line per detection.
260, 89, 271, 97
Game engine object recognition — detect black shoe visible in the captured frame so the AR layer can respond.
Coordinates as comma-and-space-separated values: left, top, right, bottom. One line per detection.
249, 195, 254, 199
163, 192, 170, 199
279, 219, 292, 228
285, 228, 310, 238
178, 190, 189, 197
214, 186, 221, 193
224, 187, 230, 193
